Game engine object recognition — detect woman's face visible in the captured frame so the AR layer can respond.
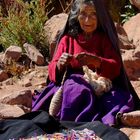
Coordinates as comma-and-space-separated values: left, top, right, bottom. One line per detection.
78, 3, 97, 35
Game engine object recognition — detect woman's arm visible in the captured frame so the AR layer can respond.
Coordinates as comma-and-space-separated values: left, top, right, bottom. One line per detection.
48, 36, 72, 82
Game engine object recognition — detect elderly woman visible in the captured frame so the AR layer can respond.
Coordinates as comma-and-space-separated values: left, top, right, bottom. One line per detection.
32, 0, 140, 126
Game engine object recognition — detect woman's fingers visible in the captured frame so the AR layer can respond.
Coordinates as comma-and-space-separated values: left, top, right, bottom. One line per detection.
75, 53, 101, 67
57, 53, 73, 70
60, 53, 73, 63
75, 53, 89, 65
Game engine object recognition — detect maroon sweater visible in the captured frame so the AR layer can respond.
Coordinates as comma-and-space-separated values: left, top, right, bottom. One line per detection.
48, 32, 121, 82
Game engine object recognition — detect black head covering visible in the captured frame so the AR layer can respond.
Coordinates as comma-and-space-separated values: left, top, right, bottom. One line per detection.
54, 0, 140, 109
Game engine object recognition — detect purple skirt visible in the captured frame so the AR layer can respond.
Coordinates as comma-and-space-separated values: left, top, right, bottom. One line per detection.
32, 74, 134, 125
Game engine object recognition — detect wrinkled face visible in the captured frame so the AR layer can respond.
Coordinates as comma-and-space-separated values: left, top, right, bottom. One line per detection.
78, 3, 97, 34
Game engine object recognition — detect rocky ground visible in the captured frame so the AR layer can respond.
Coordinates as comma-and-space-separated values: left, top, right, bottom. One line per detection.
0, 66, 48, 118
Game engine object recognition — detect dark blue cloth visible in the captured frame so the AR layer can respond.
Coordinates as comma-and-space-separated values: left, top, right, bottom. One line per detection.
0, 110, 129, 140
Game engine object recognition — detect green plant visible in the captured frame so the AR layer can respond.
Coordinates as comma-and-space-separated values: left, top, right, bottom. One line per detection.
121, 3, 137, 23
0, 0, 49, 57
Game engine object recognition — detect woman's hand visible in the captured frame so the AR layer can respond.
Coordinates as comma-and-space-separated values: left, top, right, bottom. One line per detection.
75, 52, 101, 68
57, 53, 73, 71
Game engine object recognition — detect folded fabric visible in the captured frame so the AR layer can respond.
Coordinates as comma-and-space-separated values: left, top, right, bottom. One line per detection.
0, 110, 129, 140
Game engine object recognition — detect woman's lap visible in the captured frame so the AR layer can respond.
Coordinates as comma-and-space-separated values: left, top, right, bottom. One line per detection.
60, 74, 96, 121
32, 74, 134, 125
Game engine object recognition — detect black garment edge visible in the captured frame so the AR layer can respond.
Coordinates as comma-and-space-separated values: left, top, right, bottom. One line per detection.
0, 110, 129, 140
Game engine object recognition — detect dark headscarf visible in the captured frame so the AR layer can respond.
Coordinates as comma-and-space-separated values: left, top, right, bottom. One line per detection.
55, 0, 140, 109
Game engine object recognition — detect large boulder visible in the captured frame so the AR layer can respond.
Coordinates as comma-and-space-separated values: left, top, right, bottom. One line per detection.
123, 14, 140, 80
3, 45, 22, 63
44, 13, 68, 45
23, 43, 45, 66
44, 13, 68, 59
123, 13, 140, 48
115, 23, 135, 50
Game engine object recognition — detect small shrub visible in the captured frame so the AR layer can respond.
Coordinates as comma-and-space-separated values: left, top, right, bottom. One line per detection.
4, 57, 27, 78
0, 0, 49, 58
